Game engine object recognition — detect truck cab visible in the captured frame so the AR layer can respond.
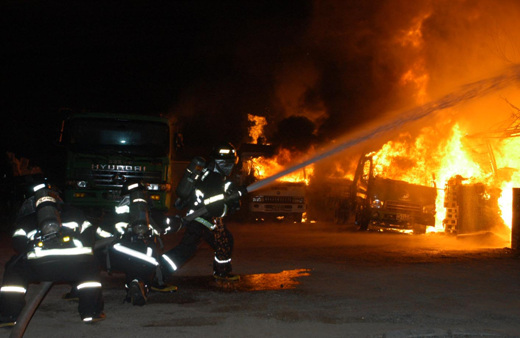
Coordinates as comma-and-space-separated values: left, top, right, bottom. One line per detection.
351, 153, 436, 234
59, 113, 173, 213
248, 182, 306, 223
236, 143, 307, 223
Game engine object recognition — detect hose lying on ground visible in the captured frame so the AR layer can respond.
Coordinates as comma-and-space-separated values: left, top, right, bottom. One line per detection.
9, 281, 53, 338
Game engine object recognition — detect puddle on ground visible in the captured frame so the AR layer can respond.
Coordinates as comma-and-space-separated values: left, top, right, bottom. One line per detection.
170, 268, 311, 292
228, 268, 311, 291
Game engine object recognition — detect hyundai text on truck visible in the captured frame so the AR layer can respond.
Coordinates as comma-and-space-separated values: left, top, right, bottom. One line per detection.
349, 153, 436, 234
59, 113, 173, 213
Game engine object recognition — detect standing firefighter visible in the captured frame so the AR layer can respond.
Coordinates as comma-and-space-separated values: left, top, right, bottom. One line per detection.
161, 142, 246, 281
0, 182, 105, 327
94, 181, 176, 306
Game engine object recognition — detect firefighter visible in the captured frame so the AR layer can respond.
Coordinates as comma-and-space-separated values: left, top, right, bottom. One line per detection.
94, 180, 176, 307
0, 182, 104, 327
160, 142, 247, 281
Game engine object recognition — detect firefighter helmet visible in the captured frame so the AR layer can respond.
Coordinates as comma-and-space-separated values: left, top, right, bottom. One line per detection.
210, 142, 238, 176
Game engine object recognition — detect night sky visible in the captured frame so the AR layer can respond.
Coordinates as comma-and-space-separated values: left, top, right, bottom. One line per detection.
3, 0, 520, 175
2, 1, 313, 163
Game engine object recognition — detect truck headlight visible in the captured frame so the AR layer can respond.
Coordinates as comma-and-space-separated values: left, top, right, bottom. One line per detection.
423, 204, 436, 214
292, 197, 304, 204
146, 183, 171, 191
252, 196, 264, 202
77, 181, 88, 188
370, 198, 383, 209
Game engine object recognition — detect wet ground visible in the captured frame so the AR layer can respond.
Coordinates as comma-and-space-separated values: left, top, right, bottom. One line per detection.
1, 221, 519, 337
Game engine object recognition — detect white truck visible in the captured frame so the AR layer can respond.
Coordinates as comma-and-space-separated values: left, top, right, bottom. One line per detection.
248, 182, 306, 223
237, 143, 307, 223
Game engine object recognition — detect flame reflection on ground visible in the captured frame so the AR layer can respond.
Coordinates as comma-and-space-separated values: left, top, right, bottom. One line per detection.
229, 268, 311, 291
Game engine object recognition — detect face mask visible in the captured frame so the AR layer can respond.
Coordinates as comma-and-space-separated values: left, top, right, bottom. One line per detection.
215, 160, 234, 176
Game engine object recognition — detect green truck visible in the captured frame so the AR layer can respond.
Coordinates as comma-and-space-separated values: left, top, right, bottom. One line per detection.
59, 113, 174, 213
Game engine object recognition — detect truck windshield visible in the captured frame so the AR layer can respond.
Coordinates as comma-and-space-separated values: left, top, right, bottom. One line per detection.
64, 117, 170, 157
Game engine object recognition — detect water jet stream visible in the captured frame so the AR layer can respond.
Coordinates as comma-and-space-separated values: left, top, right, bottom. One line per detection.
246, 65, 520, 193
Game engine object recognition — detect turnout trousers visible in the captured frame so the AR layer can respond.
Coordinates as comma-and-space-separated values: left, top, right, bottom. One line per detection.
162, 217, 234, 275
0, 253, 104, 321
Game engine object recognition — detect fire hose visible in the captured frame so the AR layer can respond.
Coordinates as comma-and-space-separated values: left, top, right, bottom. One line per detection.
6, 172, 298, 337
181, 144, 359, 224
9, 281, 53, 338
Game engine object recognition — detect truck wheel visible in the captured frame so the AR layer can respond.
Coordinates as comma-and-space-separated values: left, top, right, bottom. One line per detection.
247, 212, 259, 223
356, 211, 369, 231
337, 209, 350, 225
293, 213, 303, 223
334, 210, 343, 224
412, 224, 426, 234
359, 218, 369, 231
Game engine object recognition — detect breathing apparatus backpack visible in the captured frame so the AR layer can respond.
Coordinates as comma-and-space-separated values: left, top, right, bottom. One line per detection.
175, 156, 206, 209
33, 183, 62, 237
125, 181, 150, 237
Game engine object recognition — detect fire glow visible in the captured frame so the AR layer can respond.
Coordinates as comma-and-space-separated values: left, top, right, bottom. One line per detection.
364, 5, 520, 234
244, 3, 520, 236
370, 123, 518, 232
247, 114, 314, 185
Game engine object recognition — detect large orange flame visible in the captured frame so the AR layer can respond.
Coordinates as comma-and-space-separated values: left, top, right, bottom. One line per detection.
370, 122, 519, 233
246, 114, 314, 184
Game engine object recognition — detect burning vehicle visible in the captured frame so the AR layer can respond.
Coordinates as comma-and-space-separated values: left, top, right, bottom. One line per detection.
237, 143, 307, 223
349, 152, 437, 234
248, 182, 306, 223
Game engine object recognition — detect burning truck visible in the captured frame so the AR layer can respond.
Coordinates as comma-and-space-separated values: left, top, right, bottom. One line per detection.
349, 152, 437, 234
328, 119, 513, 237
236, 143, 307, 223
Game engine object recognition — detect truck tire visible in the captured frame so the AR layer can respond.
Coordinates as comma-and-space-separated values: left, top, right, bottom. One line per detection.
248, 212, 260, 223
334, 209, 344, 224
412, 224, 427, 234
359, 217, 369, 231
293, 213, 303, 223
356, 211, 370, 231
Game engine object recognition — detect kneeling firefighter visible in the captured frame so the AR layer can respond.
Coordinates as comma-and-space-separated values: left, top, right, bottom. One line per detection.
94, 180, 176, 306
161, 142, 247, 281
0, 182, 104, 327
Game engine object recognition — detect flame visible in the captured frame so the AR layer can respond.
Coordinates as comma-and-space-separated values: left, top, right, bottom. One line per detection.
398, 10, 430, 49
248, 114, 267, 144
249, 148, 313, 185
397, 10, 432, 104
369, 122, 520, 233
495, 137, 520, 227
245, 114, 314, 185
363, 8, 519, 235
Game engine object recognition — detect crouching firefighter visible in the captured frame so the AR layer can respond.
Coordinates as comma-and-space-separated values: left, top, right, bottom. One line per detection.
0, 182, 105, 327
160, 142, 247, 281
94, 181, 176, 306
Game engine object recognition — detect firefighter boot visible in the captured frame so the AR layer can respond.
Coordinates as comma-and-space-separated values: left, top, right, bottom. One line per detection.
62, 285, 79, 301
150, 265, 178, 293
125, 279, 148, 306
82, 312, 106, 324
213, 260, 240, 282
0, 315, 16, 329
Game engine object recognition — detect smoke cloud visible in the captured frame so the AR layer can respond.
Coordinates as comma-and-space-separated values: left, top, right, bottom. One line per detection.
3, 1, 520, 164
173, 0, 520, 159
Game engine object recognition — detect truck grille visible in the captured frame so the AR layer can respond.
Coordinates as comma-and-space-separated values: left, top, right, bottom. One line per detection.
385, 200, 422, 213
263, 196, 294, 203
91, 169, 163, 188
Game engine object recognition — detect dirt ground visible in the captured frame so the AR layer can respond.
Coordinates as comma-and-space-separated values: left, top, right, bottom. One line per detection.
1, 221, 519, 338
